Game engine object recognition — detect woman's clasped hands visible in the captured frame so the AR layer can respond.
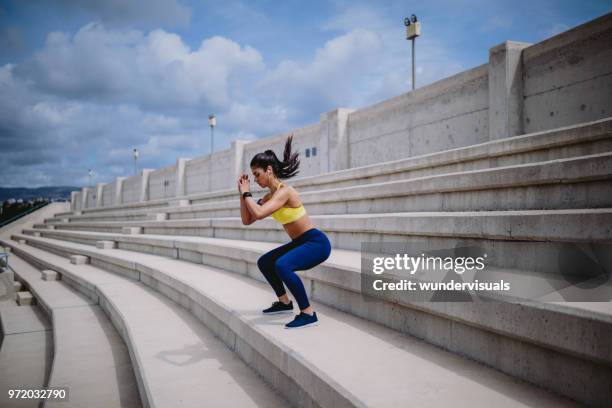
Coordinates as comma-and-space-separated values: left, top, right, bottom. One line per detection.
237, 173, 250, 195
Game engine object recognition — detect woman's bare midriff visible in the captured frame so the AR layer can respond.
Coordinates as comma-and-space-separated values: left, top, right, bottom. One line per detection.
283, 213, 316, 240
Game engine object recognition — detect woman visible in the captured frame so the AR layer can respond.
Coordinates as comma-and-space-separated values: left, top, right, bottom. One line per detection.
237, 135, 331, 329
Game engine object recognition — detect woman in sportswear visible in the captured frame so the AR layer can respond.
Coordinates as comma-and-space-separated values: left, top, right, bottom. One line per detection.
237, 135, 331, 329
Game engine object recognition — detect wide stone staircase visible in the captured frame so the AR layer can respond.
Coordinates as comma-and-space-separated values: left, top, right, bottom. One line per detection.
2, 118, 612, 407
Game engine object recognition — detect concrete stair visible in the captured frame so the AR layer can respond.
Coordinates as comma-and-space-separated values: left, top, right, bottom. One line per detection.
1, 237, 581, 407
6, 229, 612, 406
3, 241, 289, 408
46, 151, 612, 224
33, 211, 612, 274
57, 117, 612, 221
0, 301, 52, 408
1, 254, 142, 408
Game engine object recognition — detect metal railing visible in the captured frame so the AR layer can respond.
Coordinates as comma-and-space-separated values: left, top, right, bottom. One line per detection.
0, 251, 14, 273
0, 201, 50, 228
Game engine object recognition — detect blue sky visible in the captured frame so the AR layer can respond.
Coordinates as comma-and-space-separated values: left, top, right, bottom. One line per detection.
0, 0, 610, 187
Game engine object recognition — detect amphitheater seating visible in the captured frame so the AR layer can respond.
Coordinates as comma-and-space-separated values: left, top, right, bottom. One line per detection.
2, 118, 611, 406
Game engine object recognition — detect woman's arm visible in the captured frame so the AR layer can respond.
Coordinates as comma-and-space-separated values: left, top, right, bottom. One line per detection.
238, 174, 255, 225
239, 194, 255, 225
244, 188, 289, 220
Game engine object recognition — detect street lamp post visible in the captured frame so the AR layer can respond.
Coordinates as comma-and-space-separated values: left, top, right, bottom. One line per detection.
208, 114, 216, 191
133, 148, 139, 176
404, 14, 421, 90
208, 114, 216, 155
88, 169, 95, 204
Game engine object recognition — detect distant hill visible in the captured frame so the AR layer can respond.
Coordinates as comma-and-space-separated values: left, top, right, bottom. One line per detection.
0, 186, 80, 202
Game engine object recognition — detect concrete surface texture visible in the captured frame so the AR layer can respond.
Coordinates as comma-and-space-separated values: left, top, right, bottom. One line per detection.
2, 235, 581, 408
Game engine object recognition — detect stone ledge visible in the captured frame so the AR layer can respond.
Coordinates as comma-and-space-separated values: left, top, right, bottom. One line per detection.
169, 199, 190, 207
17, 291, 35, 306
41, 270, 60, 281
70, 255, 90, 265
148, 213, 168, 221
122, 227, 143, 235
96, 240, 117, 250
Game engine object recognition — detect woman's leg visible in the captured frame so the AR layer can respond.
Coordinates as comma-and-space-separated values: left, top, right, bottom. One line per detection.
257, 240, 298, 300
274, 234, 332, 312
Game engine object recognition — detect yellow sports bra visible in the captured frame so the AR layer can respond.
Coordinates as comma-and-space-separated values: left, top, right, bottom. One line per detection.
260, 182, 307, 225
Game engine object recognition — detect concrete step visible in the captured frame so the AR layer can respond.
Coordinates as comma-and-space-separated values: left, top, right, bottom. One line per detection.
46, 152, 612, 225
0, 302, 51, 335
41, 207, 612, 241
72, 197, 172, 217
5, 233, 611, 406
23, 224, 612, 300
34, 210, 612, 273
169, 152, 612, 219
47, 212, 152, 224
5, 254, 142, 408
66, 117, 612, 216
1, 237, 582, 407
16, 291, 35, 306
0, 303, 52, 408
4, 241, 289, 408
257, 117, 612, 195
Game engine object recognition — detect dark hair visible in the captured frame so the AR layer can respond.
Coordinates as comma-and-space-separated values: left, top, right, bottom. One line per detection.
250, 134, 300, 179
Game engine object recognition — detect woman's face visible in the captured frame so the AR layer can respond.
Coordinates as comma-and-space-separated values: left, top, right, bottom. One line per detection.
251, 166, 269, 187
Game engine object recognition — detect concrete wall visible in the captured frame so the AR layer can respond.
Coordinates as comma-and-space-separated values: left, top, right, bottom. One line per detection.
346, 65, 489, 168
522, 14, 612, 134
101, 182, 115, 207
210, 149, 233, 192
73, 192, 82, 211
148, 165, 177, 200
121, 175, 141, 204
85, 187, 96, 209
185, 155, 213, 195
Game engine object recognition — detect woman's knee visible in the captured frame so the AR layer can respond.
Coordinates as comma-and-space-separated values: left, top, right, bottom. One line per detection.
274, 258, 294, 280
257, 254, 272, 273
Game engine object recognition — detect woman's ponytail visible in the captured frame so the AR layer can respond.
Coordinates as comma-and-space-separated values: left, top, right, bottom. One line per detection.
250, 134, 300, 179
280, 135, 300, 178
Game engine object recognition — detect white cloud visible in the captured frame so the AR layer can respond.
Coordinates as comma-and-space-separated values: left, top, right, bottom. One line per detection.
21, 23, 265, 111
316, 4, 465, 104
1, 7, 467, 188
257, 28, 384, 114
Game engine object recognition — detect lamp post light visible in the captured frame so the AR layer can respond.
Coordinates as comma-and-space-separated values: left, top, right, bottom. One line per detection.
88, 169, 95, 203
133, 148, 139, 176
208, 114, 216, 155
404, 14, 421, 90
208, 114, 216, 191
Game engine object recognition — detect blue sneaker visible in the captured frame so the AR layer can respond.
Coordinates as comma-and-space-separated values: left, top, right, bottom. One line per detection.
263, 300, 294, 315
285, 312, 319, 329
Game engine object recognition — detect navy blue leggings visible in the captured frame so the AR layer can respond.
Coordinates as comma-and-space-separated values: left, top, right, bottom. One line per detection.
257, 228, 331, 310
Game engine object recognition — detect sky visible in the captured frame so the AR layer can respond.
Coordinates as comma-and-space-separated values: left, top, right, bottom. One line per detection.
0, 0, 610, 188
